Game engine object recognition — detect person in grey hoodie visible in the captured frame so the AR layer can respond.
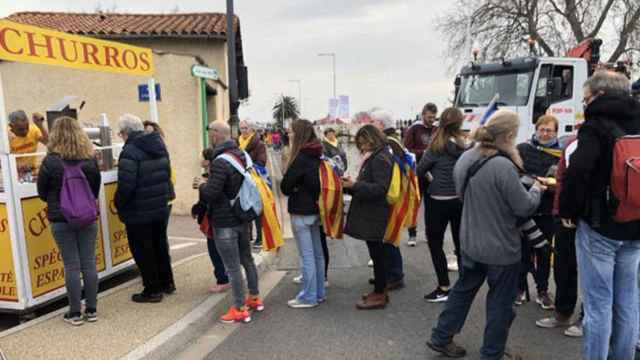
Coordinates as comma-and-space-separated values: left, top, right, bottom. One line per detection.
417, 108, 467, 303
427, 110, 545, 360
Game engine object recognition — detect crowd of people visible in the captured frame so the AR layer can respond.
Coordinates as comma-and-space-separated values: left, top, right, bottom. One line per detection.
10, 69, 640, 359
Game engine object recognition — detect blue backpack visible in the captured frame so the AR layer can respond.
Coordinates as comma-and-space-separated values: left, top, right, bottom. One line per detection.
60, 162, 98, 229
216, 151, 263, 222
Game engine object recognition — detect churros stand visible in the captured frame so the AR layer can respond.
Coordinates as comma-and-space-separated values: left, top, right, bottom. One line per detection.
0, 20, 161, 315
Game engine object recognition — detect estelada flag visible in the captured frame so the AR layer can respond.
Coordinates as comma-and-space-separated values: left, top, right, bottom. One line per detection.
318, 160, 344, 239
383, 150, 421, 247
250, 169, 283, 251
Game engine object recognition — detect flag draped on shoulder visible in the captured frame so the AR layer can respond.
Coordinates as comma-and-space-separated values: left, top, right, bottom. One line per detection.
249, 169, 283, 251
318, 159, 344, 239
383, 142, 421, 247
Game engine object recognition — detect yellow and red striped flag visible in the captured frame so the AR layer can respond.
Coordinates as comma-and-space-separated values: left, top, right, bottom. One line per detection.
318, 160, 344, 239
250, 170, 284, 251
383, 152, 421, 247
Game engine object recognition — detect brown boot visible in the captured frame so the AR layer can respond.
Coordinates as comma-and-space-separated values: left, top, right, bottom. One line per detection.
361, 292, 390, 301
356, 292, 388, 310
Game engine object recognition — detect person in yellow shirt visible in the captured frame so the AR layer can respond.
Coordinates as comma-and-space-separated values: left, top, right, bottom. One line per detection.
8, 110, 49, 174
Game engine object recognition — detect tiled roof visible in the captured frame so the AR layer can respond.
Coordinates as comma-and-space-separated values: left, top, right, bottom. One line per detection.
6, 12, 239, 38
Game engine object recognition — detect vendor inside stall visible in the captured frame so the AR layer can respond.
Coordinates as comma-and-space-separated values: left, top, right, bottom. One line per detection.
8, 110, 48, 177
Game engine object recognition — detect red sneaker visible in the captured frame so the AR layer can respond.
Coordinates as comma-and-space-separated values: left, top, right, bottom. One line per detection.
220, 306, 251, 324
245, 296, 265, 312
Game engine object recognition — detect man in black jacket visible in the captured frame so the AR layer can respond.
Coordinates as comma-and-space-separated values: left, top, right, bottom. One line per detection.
559, 71, 640, 359
197, 120, 262, 323
115, 114, 174, 303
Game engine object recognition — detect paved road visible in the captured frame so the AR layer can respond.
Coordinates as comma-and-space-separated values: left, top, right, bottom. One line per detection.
206, 232, 581, 360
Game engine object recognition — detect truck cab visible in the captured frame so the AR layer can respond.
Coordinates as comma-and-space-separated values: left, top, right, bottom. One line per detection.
455, 57, 588, 144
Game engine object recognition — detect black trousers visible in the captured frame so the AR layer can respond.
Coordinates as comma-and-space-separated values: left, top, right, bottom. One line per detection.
554, 226, 578, 317
366, 241, 389, 294
319, 226, 329, 278
425, 198, 462, 287
126, 218, 174, 294
519, 215, 554, 294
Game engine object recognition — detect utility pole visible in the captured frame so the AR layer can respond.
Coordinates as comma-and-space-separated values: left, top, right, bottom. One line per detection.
318, 53, 336, 98
226, 0, 240, 138
289, 79, 302, 115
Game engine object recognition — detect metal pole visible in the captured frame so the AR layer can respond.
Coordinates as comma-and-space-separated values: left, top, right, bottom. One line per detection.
332, 54, 336, 98
226, 0, 240, 138
0, 73, 10, 154
148, 78, 159, 124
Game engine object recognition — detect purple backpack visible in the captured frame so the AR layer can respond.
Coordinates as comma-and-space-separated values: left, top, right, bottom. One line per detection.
60, 162, 98, 229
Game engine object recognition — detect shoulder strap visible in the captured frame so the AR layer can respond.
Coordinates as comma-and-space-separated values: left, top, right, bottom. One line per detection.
217, 150, 254, 175
460, 154, 501, 198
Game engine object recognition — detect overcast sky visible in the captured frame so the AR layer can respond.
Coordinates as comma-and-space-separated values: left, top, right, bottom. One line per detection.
0, 1, 455, 122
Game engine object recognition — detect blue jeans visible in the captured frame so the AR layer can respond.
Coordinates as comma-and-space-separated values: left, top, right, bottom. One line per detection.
51, 222, 99, 314
206, 237, 229, 285
214, 225, 259, 309
291, 215, 325, 304
385, 243, 404, 282
576, 221, 640, 360
431, 257, 519, 359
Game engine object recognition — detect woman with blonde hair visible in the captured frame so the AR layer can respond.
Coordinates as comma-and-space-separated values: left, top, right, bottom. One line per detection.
37, 117, 102, 326
428, 110, 545, 359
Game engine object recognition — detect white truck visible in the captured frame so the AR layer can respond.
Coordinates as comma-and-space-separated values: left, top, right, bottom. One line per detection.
454, 40, 609, 144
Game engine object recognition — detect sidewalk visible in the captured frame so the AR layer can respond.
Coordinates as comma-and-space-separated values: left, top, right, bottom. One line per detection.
0, 249, 277, 360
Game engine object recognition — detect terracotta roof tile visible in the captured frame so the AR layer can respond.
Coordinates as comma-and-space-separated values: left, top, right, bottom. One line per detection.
5, 12, 239, 38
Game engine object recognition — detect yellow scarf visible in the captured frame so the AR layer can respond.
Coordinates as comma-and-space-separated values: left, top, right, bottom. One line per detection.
325, 138, 339, 148
239, 133, 254, 150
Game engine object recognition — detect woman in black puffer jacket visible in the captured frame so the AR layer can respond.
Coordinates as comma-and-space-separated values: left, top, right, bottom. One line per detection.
37, 116, 101, 325
343, 124, 393, 310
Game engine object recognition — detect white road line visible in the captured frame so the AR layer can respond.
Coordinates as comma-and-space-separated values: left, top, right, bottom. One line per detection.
170, 242, 197, 251
168, 236, 207, 243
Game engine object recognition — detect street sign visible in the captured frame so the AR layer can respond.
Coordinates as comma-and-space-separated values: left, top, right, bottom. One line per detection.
138, 83, 161, 102
191, 65, 219, 80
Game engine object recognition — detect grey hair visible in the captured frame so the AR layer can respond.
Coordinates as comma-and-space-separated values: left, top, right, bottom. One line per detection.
117, 113, 144, 136
583, 71, 630, 94
8, 110, 28, 124
369, 109, 395, 130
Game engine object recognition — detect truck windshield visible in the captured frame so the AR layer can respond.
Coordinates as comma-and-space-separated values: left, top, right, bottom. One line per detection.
457, 70, 534, 107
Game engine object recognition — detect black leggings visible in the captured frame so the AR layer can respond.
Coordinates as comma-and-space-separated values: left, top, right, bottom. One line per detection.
320, 226, 329, 278
366, 241, 389, 294
425, 198, 462, 288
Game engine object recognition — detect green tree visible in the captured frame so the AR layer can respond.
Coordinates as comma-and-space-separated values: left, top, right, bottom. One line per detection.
272, 96, 300, 129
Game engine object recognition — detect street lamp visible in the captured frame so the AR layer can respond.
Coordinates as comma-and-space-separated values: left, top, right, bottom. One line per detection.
288, 79, 302, 114
318, 53, 336, 98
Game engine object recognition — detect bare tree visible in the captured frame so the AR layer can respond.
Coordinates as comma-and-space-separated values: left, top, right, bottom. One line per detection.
437, 0, 640, 71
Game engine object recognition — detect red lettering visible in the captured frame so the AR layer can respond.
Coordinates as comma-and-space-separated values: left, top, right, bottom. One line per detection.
58, 38, 79, 62
81, 42, 102, 65
104, 46, 122, 68
25, 32, 55, 59
0, 27, 23, 55
139, 52, 151, 71
121, 49, 138, 70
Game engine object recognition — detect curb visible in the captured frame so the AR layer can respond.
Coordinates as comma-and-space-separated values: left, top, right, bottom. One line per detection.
119, 248, 279, 360
0, 252, 207, 340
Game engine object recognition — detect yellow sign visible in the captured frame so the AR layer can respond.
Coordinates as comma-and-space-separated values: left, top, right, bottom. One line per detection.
22, 197, 105, 298
0, 203, 17, 301
0, 20, 154, 76
104, 183, 132, 266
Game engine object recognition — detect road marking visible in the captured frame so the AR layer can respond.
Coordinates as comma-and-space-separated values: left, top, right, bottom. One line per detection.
170, 242, 198, 251
169, 236, 207, 243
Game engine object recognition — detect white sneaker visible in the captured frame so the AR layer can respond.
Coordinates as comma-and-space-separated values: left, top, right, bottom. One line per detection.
287, 298, 318, 309
564, 323, 583, 337
407, 237, 417, 247
367, 259, 374, 267
292, 275, 303, 284
447, 259, 459, 272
